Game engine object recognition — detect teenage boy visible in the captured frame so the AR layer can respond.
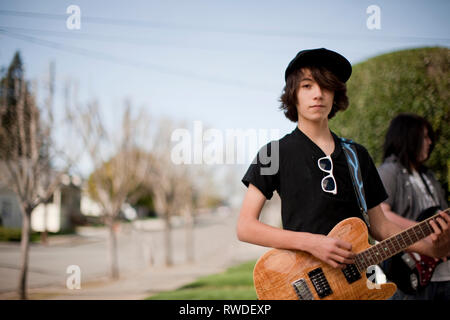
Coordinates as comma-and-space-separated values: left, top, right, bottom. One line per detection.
237, 48, 450, 271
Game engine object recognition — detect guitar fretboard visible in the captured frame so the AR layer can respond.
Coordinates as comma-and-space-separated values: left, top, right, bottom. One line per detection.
354, 208, 449, 271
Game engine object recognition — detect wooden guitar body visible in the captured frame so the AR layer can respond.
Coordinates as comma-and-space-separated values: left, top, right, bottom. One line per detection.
253, 217, 397, 300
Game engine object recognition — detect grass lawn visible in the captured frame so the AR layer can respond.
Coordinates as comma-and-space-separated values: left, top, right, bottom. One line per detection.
146, 260, 258, 300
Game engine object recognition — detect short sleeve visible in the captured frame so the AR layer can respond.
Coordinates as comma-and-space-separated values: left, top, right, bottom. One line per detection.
357, 146, 388, 210
426, 170, 448, 209
242, 141, 280, 200
377, 162, 398, 208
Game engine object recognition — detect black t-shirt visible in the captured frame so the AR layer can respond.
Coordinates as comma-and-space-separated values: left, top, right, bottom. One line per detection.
242, 126, 388, 235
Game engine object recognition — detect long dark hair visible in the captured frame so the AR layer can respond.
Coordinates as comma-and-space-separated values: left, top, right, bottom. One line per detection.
279, 65, 349, 122
383, 113, 435, 172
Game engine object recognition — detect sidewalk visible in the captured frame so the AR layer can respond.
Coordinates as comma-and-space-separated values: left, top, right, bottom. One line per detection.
31, 245, 264, 300
0, 212, 269, 300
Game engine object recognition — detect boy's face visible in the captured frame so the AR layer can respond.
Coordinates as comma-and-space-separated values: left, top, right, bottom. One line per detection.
295, 68, 335, 123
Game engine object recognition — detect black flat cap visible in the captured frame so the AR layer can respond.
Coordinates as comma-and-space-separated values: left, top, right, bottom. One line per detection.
284, 48, 352, 83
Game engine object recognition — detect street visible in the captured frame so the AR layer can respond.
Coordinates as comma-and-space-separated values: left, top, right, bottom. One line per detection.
0, 210, 270, 299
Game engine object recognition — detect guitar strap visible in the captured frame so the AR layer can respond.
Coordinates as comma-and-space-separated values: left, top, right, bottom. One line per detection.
339, 138, 371, 229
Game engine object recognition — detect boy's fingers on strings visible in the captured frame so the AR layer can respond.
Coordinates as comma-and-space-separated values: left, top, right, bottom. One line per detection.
438, 210, 450, 224
429, 219, 442, 237
333, 247, 355, 260
335, 239, 353, 251
331, 253, 354, 265
327, 258, 345, 269
435, 216, 449, 232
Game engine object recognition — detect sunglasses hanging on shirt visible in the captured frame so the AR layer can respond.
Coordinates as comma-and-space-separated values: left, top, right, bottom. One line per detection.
318, 155, 337, 195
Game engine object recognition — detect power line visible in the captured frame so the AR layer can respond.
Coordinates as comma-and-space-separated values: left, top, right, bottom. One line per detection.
1, 25, 449, 50
0, 9, 177, 29
1, 9, 449, 42
0, 25, 284, 54
0, 25, 213, 50
0, 28, 272, 92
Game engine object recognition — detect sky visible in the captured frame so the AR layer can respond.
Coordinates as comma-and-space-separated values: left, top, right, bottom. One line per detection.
0, 0, 449, 193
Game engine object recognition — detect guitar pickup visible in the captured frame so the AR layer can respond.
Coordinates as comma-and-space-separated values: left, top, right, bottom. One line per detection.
342, 264, 361, 284
401, 252, 417, 270
308, 268, 333, 298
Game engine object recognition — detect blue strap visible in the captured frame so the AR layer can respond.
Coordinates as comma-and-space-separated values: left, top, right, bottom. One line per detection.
340, 138, 370, 228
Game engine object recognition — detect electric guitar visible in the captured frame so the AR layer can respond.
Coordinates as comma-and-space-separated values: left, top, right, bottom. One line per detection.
381, 206, 444, 294
253, 208, 449, 300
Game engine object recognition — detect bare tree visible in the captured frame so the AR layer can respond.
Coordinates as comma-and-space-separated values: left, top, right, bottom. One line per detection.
0, 55, 73, 299
39, 62, 55, 246
143, 119, 182, 266
67, 96, 150, 279
147, 119, 224, 266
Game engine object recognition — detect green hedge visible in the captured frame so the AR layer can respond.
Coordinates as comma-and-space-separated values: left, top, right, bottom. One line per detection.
331, 47, 450, 197
0, 226, 40, 242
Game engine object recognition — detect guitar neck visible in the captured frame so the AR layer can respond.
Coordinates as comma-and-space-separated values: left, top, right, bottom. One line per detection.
355, 208, 449, 271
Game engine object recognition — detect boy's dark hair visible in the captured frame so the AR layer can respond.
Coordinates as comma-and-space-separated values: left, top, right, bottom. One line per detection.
279, 65, 349, 122
383, 113, 435, 172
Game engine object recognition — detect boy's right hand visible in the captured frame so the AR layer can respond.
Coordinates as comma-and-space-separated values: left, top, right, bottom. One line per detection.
305, 234, 355, 269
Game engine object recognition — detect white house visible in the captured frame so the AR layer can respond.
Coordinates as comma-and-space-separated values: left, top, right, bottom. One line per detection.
1, 172, 139, 233
0, 174, 84, 232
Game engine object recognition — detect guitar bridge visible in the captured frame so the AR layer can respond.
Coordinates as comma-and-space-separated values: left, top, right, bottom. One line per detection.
291, 278, 314, 300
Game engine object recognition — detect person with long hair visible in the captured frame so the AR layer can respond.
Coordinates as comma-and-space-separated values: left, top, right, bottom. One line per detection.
379, 113, 449, 299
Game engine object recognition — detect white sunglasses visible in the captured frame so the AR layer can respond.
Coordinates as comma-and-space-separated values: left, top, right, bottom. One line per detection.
317, 155, 337, 195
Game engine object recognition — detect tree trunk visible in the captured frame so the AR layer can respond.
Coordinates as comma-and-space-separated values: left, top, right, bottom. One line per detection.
41, 203, 48, 245
107, 217, 119, 279
164, 214, 172, 266
40, 231, 48, 245
185, 210, 194, 263
18, 209, 31, 300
